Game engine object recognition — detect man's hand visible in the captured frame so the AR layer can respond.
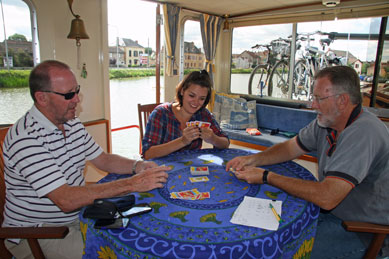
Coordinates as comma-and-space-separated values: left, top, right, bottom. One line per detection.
234, 167, 266, 184
226, 155, 255, 172
127, 165, 170, 192
136, 160, 158, 173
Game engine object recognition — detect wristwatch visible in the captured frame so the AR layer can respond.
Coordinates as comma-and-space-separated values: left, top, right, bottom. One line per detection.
132, 159, 142, 175
262, 170, 269, 184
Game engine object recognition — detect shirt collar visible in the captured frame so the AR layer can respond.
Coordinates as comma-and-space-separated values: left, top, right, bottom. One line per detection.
29, 104, 60, 132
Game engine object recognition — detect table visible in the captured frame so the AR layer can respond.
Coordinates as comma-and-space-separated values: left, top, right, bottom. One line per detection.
80, 148, 319, 259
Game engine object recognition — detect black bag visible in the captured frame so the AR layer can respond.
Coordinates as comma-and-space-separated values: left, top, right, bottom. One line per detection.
83, 195, 135, 220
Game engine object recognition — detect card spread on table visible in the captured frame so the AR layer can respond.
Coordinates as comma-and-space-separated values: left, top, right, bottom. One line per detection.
170, 188, 210, 200
186, 121, 211, 128
190, 166, 209, 176
189, 176, 209, 183
230, 196, 282, 230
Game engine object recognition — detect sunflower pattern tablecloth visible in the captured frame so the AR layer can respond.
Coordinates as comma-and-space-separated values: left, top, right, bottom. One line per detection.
80, 148, 319, 259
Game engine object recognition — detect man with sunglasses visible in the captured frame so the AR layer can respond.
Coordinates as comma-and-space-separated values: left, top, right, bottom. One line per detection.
2, 60, 170, 258
227, 66, 389, 258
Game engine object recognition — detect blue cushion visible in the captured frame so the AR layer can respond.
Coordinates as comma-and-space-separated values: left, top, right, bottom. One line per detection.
256, 104, 316, 133
219, 96, 257, 130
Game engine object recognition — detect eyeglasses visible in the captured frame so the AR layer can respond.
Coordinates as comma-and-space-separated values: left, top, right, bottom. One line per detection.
312, 94, 340, 104
43, 85, 80, 100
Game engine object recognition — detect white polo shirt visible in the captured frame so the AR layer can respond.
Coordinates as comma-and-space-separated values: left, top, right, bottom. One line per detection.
2, 105, 103, 227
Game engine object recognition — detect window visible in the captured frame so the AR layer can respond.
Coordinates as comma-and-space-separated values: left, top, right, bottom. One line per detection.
134, 51, 138, 57
128, 50, 132, 57
181, 20, 205, 78
231, 17, 388, 107
0, 0, 38, 124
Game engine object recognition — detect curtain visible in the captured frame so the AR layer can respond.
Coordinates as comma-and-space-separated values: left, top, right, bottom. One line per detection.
162, 4, 180, 76
200, 14, 223, 81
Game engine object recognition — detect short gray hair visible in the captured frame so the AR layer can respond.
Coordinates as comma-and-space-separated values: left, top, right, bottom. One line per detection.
314, 66, 362, 105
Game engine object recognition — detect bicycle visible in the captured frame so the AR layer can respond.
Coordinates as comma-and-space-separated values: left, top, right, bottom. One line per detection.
293, 31, 343, 100
248, 38, 291, 97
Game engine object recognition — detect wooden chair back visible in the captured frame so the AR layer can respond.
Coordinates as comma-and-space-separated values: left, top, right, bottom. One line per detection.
137, 103, 160, 154
0, 126, 11, 226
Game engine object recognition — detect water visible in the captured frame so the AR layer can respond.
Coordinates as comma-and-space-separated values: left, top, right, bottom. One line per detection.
0, 74, 251, 157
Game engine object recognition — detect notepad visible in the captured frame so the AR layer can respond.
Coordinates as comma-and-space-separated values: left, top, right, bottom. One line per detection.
230, 196, 282, 230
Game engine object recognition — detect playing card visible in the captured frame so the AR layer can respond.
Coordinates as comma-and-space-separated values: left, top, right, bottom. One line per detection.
199, 122, 211, 128
190, 166, 209, 176
189, 176, 209, 183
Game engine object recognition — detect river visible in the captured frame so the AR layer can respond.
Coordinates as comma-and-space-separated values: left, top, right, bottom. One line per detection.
0, 74, 251, 158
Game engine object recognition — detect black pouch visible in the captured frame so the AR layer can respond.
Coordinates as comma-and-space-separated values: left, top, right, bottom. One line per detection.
83, 195, 135, 219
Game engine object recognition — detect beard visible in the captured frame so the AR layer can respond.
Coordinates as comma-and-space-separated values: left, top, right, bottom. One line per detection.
316, 109, 340, 128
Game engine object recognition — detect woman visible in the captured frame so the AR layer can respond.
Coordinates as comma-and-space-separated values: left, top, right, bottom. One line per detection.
142, 70, 229, 160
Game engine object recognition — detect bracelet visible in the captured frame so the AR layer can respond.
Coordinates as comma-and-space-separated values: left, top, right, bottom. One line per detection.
132, 160, 141, 175
262, 170, 269, 184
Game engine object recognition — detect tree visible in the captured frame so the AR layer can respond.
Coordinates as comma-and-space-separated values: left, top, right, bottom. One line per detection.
144, 47, 153, 55
8, 33, 27, 42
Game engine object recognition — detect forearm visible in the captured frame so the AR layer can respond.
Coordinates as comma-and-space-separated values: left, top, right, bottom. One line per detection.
92, 153, 134, 175
209, 135, 230, 149
144, 137, 187, 160
252, 137, 304, 166
266, 172, 349, 210
48, 178, 140, 212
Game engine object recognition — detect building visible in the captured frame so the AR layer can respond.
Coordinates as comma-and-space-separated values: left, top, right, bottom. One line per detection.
352, 59, 363, 75
184, 42, 204, 69
108, 46, 125, 67
232, 51, 261, 69
122, 38, 145, 67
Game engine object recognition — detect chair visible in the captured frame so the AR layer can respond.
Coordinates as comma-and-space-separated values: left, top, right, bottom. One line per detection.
342, 221, 389, 259
0, 126, 69, 259
137, 103, 160, 154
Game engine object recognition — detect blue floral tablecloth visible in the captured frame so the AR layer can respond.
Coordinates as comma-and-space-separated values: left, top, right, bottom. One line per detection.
80, 148, 319, 259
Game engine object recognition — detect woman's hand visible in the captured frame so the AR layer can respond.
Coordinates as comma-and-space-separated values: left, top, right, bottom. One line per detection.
182, 126, 200, 145
199, 127, 215, 144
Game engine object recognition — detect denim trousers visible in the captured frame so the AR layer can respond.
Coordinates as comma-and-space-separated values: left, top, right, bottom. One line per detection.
311, 212, 366, 259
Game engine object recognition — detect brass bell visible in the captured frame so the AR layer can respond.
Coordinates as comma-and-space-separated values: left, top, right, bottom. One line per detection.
67, 15, 89, 45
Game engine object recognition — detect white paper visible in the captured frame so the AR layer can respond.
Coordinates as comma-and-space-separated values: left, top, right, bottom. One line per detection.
230, 196, 282, 231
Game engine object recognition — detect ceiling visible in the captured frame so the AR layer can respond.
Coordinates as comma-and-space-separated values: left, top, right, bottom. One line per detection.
146, 0, 388, 21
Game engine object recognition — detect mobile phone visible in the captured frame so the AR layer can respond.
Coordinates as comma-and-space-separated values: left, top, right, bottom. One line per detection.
94, 218, 129, 229
120, 203, 152, 218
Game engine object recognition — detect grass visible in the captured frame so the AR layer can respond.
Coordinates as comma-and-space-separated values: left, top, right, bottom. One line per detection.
0, 68, 254, 88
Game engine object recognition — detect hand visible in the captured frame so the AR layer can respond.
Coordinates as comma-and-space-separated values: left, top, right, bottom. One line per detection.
226, 155, 254, 172
182, 126, 200, 145
127, 165, 170, 192
234, 167, 265, 184
137, 161, 158, 173
199, 127, 214, 143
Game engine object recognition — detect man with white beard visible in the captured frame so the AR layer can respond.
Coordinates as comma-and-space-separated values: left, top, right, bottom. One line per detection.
226, 66, 389, 258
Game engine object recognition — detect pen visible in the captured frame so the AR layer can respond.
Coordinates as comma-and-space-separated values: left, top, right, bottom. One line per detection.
269, 203, 282, 223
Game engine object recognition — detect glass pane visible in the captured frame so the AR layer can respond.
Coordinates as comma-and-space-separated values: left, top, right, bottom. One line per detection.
231, 24, 293, 97
296, 18, 381, 103
183, 20, 205, 73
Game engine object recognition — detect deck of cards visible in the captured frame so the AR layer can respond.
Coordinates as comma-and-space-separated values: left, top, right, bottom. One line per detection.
186, 121, 211, 128
170, 188, 210, 200
190, 166, 209, 176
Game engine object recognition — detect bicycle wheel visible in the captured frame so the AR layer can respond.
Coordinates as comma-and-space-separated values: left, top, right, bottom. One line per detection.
248, 65, 268, 95
293, 60, 312, 100
268, 60, 289, 97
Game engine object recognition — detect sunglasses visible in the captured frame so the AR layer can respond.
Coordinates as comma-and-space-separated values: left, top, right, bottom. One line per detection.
43, 85, 80, 100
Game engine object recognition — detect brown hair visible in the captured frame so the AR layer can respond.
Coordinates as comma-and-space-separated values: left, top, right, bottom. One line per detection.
175, 70, 213, 109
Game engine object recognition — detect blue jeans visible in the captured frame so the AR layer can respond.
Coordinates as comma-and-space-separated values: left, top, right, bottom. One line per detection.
311, 212, 366, 259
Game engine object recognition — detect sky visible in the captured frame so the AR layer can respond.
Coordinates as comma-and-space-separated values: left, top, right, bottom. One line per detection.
1, 0, 387, 62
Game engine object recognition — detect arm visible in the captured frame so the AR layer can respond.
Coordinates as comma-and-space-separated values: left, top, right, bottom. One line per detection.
200, 127, 229, 149
226, 136, 305, 171
47, 165, 170, 212
235, 167, 352, 210
90, 152, 157, 175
